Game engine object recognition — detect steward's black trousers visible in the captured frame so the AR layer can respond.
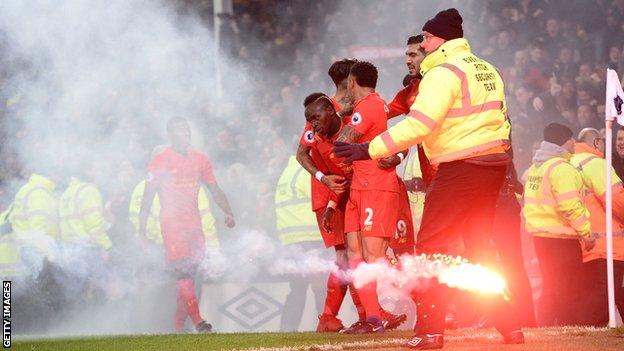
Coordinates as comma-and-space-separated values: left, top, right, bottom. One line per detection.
414, 160, 520, 336
581, 258, 624, 326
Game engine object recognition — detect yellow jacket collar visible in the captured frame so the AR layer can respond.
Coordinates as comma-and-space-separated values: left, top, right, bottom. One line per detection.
420, 38, 471, 75
574, 142, 604, 158
29, 173, 56, 191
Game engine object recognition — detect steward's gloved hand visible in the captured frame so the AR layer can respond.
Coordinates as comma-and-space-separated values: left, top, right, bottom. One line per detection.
333, 141, 371, 164
404, 177, 425, 192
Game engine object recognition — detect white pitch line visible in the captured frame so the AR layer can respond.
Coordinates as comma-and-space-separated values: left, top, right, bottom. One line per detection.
226, 326, 613, 351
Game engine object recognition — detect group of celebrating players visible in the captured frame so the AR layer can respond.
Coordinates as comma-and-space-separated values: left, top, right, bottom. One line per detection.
296, 35, 428, 334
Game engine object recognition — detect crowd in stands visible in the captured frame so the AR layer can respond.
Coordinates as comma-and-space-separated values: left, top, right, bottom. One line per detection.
2, 0, 624, 235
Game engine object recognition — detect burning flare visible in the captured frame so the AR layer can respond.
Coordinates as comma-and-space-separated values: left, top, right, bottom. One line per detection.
351, 253, 509, 299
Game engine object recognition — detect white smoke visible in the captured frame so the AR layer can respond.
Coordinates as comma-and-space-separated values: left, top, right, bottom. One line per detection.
0, 0, 252, 336
351, 254, 508, 298
0, 0, 508, 337
0, 0, 250, 173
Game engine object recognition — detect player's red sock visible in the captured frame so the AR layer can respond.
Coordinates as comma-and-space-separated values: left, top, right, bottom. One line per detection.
358, 281, 381, 319
322, 271, 348, 316
349, 258, 381, 319
174, 295, 189, 331
348, 284, 366, 321
177, 279, 203, 326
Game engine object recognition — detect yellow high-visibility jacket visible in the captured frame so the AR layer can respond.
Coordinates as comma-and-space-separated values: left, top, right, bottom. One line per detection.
128, 180, 219, 247
129, 180, 163, 244
59, 178, 112, 250
369, 38, 510, 163
0, 206, 21, 276
275, 156, 319, 245
570, 144, 624, 261
8, 174, 59, 261
523, 156, 591, 239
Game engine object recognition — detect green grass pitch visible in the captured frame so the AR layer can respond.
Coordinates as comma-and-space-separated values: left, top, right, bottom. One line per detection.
10, 327, 624, 351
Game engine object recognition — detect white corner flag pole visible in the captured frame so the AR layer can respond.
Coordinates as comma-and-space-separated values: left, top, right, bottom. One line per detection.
604, 68, 621, 328
605, 118, 617, 328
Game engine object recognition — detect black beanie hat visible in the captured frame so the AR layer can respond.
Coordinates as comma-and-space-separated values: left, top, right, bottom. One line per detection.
422, 8, 463, 41
543, 122, 573, 146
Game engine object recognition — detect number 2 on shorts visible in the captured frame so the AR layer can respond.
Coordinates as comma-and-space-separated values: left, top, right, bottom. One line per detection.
364, 207, 374, 226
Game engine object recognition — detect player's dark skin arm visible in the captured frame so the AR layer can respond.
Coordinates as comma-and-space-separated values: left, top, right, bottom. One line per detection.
138, 181, 157, 239
296, 143, 319, 176
207, 182, 236, 228
296, 143, 347, 193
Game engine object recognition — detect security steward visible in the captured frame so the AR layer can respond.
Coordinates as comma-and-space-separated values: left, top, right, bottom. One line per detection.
571, 128, 624, 326
334, 8, 524, 349
275, 155, 325, 331
524, 123, 595, 326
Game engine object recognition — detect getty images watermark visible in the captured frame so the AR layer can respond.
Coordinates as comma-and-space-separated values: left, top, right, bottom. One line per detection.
2, 281, 10, 348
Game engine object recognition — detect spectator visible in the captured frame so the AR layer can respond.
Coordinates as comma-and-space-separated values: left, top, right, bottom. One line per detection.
613, 126, 624, 180
553, 47, 577, 81
607, 45, 622, 70
525, 42, 551, 93
577, 104, 600, 130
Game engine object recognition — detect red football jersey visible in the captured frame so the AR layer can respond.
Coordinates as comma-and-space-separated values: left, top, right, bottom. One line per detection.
147, 147, 215, 226
299, 96, 350, 211
387, 79, 420, 119
386, 79, 436, 187
348, 92, 399, 192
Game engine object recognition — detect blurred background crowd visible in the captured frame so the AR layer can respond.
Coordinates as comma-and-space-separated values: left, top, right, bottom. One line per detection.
3, 0, 624, 240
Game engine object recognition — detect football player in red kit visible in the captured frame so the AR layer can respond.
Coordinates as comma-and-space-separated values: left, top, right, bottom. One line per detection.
139, 117, 235, 333
300, 92, 407, 333
334, 61, 405, 333
296, 59, 357, 333
387, 35, 435, 190
297, 59, 406, 333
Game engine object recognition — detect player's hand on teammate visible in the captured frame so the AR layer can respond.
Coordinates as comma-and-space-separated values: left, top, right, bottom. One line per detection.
321, 174, 348, 194
322, 207, 335, 233
224, 213, 236, 228
377, 154, 401, 169
333, 141, 371, 164
404, 177, 425, 192
581, 233, 597, 251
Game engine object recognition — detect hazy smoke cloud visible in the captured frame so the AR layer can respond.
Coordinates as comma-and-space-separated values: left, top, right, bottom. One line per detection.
0, 0, 507, 337
0, 0, 253, 336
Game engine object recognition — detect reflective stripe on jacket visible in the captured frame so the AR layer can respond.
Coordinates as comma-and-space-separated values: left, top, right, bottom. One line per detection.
368, 38, 510, 164
59, 178, 112, 250
571, 145, 624, 261
8, 173, 58, 259
275, 156, 319, 245
523, 157, 591, 239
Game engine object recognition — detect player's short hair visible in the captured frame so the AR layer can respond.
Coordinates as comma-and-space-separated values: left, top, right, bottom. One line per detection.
577, 128, 600, 143
328, 59, 358, 87
166, 117, 189, 133
407, 34, 423, 45
543, 122, 573, 146
303, 92, 333, 109
349, 61, 378, 89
